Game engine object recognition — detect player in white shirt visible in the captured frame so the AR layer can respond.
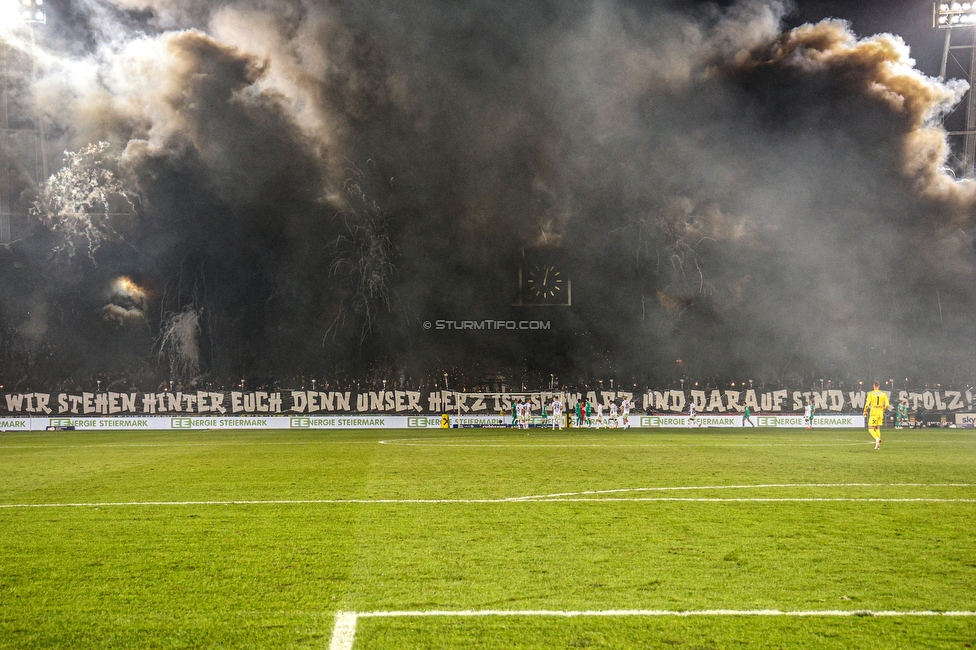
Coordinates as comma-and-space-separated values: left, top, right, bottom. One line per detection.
620, 397, 631, 428
551, 397, 563, 429
688, 402, 697, 427
595, 402, 604, 428
803, 400, 813, 430
608, 402, 618, 428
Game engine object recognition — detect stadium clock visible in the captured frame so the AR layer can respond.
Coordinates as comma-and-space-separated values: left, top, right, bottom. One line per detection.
526, 264, 564, 300
517, 260, 572, 306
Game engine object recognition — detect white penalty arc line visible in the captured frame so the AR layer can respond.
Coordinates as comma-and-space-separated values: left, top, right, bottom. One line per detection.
329, 609, 976, 650
509, 482, 975, 501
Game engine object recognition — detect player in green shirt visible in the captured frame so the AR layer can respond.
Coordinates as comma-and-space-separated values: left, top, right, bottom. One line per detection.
895, 399, 909, 429
742, 405, 754, 427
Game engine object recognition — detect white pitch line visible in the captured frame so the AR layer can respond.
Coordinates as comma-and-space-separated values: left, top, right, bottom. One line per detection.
377, 438, 873, 448
548, 498, 976, 503
0, 440, 377, 450
380, 440, 874, 449
2, 498, 975, 509
328, 612, 358, 650
329, 608, 976, 650
356, 608, 976, 618
377, 434, 976, 448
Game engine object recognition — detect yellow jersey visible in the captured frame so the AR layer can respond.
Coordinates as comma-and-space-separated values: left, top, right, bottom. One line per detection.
864, 389, 889, 413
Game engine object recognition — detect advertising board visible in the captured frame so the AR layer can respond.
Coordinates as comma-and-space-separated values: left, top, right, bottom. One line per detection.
0, 414, 868, 431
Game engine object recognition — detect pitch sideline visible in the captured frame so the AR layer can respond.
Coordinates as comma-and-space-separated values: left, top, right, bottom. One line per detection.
328, 608, 976, 650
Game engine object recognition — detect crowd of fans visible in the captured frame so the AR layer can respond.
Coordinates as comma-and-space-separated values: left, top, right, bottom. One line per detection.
1, 366, 968, 399
1, 325, 969, 396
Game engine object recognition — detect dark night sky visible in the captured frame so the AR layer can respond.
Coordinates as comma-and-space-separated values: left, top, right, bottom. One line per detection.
792, 1, 946, 73
698, 0, 946, 75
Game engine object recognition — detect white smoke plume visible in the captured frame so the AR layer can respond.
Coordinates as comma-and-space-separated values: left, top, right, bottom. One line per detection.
158, 307, 202, 388
102, 276, 149, 327
731, 19, 974, 214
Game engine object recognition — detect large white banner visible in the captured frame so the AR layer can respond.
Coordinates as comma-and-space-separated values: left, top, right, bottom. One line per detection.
2, 388, 973, 416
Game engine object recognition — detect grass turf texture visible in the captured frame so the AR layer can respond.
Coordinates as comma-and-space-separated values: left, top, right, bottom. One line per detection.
0, 428, 972, 649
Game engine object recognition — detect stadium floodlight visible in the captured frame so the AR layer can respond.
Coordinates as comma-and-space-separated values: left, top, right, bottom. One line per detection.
13, 0, 45, 24
936, 0, 976, 27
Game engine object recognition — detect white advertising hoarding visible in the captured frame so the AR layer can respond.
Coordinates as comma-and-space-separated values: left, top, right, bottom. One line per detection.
954, 413, 976, 428
0, 414, 867, 431
636, 414, 866, 428
0, 415, 447, 431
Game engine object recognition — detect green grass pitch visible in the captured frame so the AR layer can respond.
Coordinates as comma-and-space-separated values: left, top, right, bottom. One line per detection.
1, 427, 975, 649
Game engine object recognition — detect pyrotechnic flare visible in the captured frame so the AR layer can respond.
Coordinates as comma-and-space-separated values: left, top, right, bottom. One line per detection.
329, 176, 397, 341
31, 142, 135, 260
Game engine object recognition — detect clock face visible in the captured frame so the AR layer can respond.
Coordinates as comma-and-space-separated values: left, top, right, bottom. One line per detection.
526, 264, 564, 300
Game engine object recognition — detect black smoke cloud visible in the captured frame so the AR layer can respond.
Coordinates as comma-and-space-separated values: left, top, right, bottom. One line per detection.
2, 0, 975, 389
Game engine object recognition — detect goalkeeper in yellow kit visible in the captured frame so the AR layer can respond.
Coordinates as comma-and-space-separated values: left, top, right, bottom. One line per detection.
863, 381, 890, 450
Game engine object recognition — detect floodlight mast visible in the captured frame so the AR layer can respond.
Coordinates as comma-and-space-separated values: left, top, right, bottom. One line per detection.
935, 2, 976, 178
0, 0, 47, 245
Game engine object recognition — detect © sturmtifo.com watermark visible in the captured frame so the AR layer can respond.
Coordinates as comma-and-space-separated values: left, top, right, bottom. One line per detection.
423, 320, 551, 331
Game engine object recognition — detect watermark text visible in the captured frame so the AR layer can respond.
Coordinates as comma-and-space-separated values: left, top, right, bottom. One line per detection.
423, 320, 551, 331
